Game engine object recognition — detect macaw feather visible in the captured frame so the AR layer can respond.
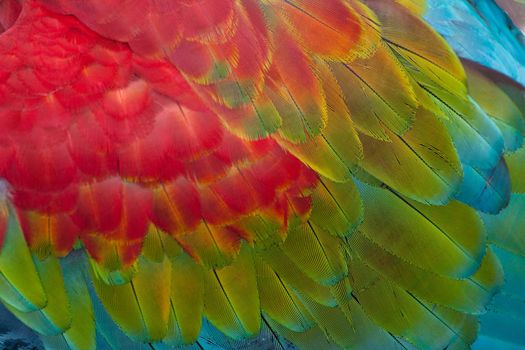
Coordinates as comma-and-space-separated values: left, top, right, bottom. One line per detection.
281, 222, 348, 286
0, 204, 47, 313
507, 148, 525, 192
357, 182, 486, 279
41, 255, 96, 350
359, 106, 463, 205
0, 0, 525, 349
331, 42, 418, 140
255, 256, 314, 333
349, 231, 503, 314
309, 177, 363, 238
348, 255, 479, 349
464, 62, 525, 152
202, 244, 260, 339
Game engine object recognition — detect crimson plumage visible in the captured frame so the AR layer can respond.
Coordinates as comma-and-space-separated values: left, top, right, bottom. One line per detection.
0, 0, 525, 349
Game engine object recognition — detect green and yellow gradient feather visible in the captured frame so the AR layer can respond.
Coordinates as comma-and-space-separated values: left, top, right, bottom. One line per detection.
0, 0, 524, 349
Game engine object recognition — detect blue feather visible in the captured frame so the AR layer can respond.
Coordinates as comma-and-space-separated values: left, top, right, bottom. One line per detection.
426, 0, 525, 85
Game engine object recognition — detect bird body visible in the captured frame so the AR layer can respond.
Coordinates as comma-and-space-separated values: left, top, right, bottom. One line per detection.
0, 0, 524, 349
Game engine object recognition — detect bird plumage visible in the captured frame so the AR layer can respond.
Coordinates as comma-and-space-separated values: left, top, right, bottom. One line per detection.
0, 0, 524, 349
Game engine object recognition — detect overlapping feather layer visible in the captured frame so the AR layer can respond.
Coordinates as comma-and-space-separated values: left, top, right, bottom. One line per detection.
0, 1, 523, 349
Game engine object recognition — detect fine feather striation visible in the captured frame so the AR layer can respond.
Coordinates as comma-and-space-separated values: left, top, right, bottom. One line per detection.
0, 0, 524, 350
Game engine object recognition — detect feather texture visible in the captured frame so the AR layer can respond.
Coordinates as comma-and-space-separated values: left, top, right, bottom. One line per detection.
0, 1, 524, 349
